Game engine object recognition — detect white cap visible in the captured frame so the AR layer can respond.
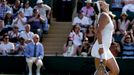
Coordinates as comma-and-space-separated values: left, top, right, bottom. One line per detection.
85, 0, 92, 3
36, 0, 43, 4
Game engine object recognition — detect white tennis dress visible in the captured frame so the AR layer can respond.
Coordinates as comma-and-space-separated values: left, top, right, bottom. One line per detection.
91, 12, 114, 60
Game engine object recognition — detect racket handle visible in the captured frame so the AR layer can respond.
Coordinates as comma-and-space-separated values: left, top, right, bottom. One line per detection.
100, 54, 103, 63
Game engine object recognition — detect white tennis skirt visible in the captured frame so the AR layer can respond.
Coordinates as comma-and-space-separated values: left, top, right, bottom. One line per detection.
91, 41, 113, 60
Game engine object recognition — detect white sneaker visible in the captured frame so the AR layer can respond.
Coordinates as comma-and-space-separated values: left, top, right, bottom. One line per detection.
36, 72, 40, 75
28, 72, 32, 75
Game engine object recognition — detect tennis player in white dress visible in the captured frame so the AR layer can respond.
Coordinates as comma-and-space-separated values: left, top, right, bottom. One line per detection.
91, 12, 114, 60
91, 1, 120, 75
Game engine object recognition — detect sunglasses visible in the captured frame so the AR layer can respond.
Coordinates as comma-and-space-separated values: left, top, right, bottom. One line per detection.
5, 38, 9, 39
122, 15, 127, 16
35, 37, 39, 39
14, 27, 18, 29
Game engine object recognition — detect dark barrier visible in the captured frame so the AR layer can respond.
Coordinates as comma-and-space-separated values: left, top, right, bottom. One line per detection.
0, 56, 134, 75
43, 56, 134, 75
0, 55, 26, 74
43, 56, 95, 75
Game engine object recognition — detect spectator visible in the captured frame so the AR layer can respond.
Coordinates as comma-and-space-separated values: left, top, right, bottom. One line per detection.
69, 25, 83, 53
113, 30, 124, 44
81, 0, 95, 21
112, 0, 122, 8
72, 10, 92, 32
122, 0, 134, 5
12, 10, 27, 32
79, 38, 91, 57
118, 12, 130, 34
15, 37, 26, 55
8, 25, 20, 43
24, 34, 44, 75
0, 0, 11, 19
28, 9, 44, 41
84, 25, 96, 45
110, 39, 121, 57
20, 24, 34, 44
34, 0, 51, 32
34, 0, 51, 20
11, 0, 21, 16
122, 4, 134, 14
19, 1, 33, 18
121, 32, 134, 58
4, 11, 13, 31
0, 34, 15, 55
63, 38, 77, 57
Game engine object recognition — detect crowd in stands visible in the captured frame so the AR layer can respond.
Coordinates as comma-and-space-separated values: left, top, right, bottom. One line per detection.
63, 0, 134, 58
0, 0, 50, 74
0, 0, 133, 74
0, 0, 51, 56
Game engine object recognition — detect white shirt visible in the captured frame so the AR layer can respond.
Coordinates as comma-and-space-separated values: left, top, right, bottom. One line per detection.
20, 31, 34, 41
69, 31, 83, 46
34, 4, 51, 19
19, 7, 33, 17
72, 16, 92, 32
118, 19, 130, 31
72, 16, 92, 25
0, 42, 15, 53
12, 17, 27, 31
8, 31, 20, 38
122, 4, 134, 13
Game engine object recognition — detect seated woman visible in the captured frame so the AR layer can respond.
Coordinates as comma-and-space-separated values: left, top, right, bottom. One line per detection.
63, 38, 77, 57
4, 11, 14, 31
79, 38, 91, 57
118, 12, 130, 34
84, 25, 96, 45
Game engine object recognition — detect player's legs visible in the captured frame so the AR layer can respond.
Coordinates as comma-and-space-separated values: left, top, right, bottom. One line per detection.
95, 58, 100, 69
95, 58, 107, 75
106, 58, 120, 75
95, 58, 106, 69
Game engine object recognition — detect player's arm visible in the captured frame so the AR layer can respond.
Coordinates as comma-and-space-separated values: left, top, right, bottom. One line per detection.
97, 13, 109, 54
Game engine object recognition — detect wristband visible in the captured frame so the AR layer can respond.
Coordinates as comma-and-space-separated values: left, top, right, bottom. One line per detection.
99, 44, 103, 48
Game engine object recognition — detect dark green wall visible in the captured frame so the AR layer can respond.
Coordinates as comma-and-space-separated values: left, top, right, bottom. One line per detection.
43, 56, 134, 75
0, 56, 134, 75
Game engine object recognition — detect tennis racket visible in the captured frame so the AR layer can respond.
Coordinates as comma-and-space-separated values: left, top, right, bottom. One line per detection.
94, 55, 109, 75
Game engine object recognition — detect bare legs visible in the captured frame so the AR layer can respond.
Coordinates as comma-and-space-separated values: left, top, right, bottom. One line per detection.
106, 58, 120, 75
95, 57, 120, 75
